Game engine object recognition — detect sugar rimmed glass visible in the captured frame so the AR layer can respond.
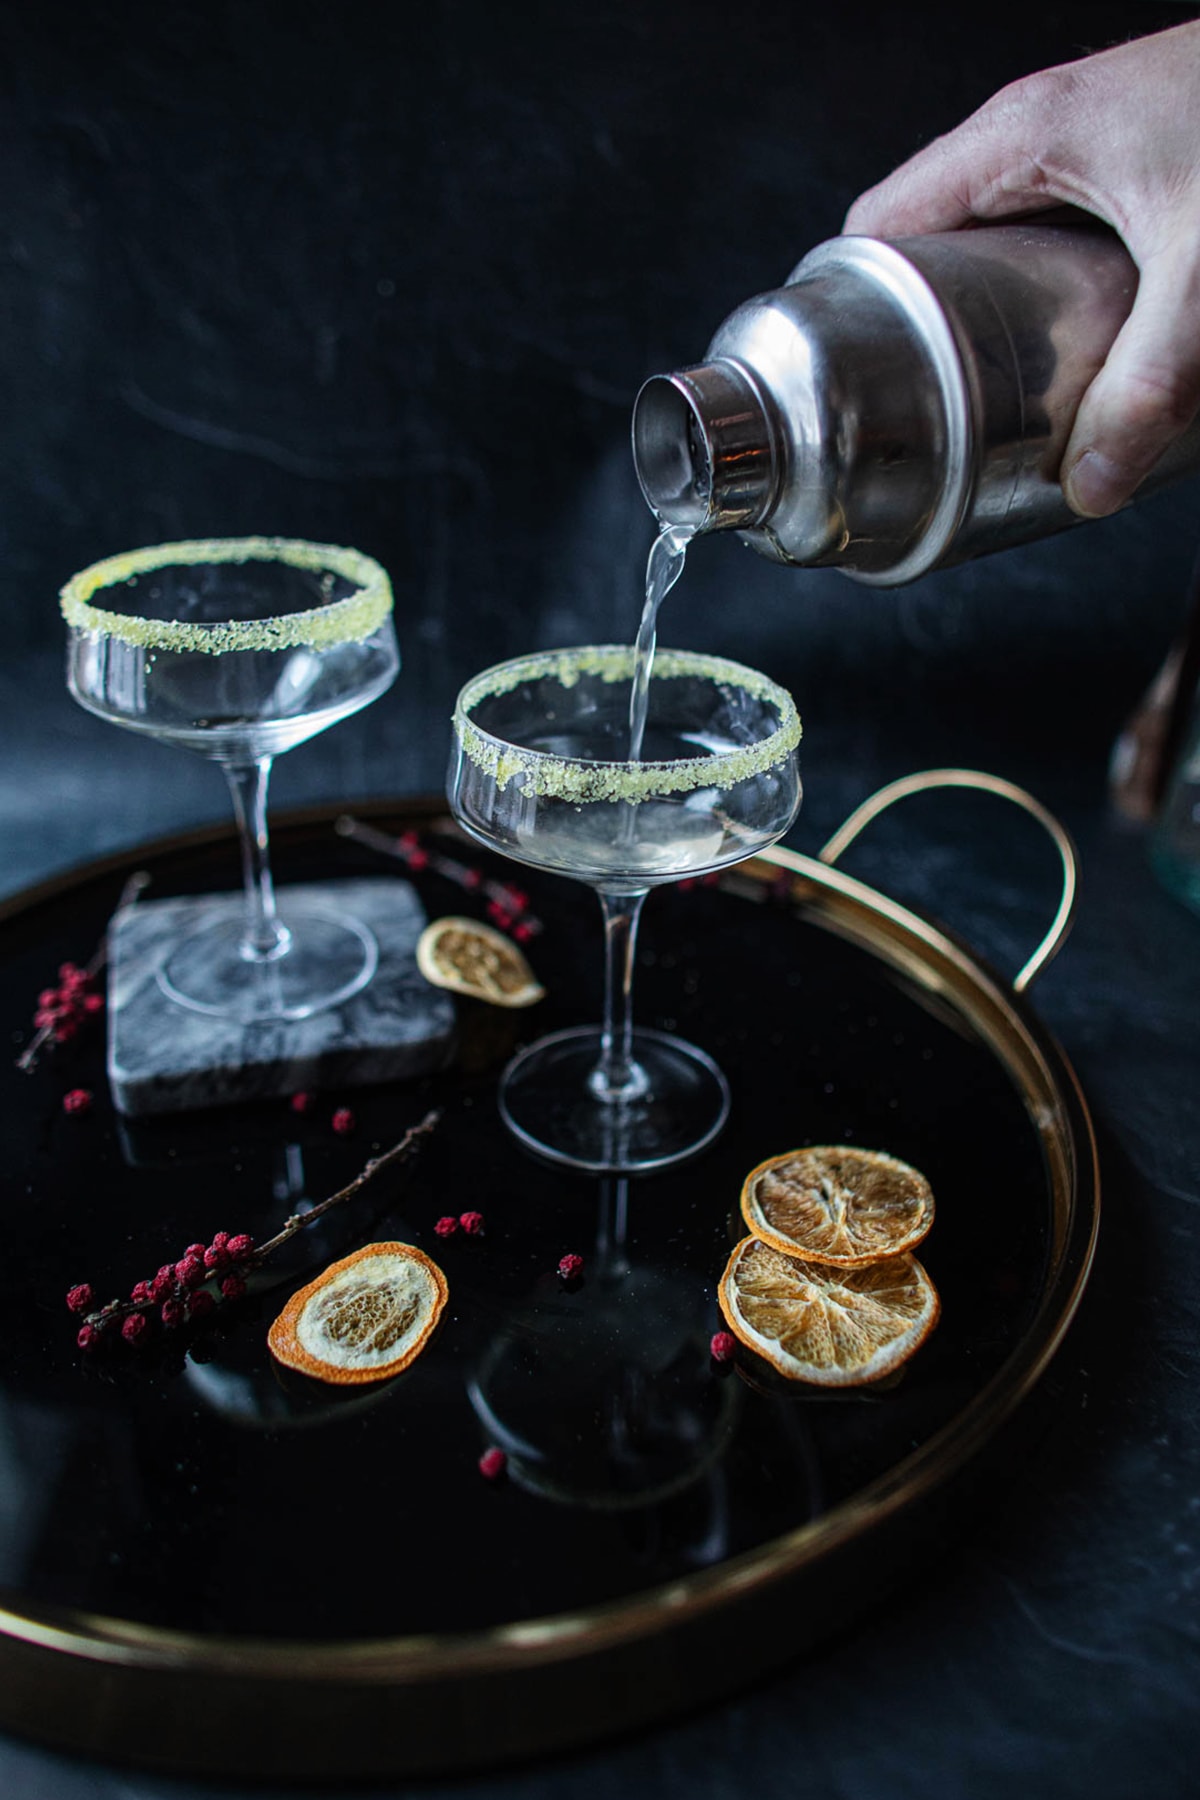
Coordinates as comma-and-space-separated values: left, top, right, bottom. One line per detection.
62, 536, 399, 1023
447, 645, 802, 1172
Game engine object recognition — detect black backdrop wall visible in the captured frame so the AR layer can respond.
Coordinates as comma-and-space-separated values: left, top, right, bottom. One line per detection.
3, 0, 1197, 891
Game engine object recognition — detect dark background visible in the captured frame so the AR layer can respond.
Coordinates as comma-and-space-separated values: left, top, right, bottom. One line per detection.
2, 3, 1200, 1798
3, 0, 1200, 885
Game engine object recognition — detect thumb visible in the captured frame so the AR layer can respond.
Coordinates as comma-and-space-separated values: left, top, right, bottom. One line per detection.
1062, 247, 1200, 517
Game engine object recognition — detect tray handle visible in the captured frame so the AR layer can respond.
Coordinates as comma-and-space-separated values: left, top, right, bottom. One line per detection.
817, 768, 1078, 994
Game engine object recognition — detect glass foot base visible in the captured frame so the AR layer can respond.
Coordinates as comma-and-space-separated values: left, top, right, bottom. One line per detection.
158, 897, 378, 1023
498, 1025, 730, 1174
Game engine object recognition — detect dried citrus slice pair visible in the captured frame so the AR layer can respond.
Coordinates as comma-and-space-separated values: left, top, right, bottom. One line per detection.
268, 1243, 448, 1385
718, 1146, 940, 1386
416, 917, 544, 1007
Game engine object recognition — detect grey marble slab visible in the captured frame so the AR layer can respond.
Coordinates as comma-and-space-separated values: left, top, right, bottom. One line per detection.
106, 877, 456, 1116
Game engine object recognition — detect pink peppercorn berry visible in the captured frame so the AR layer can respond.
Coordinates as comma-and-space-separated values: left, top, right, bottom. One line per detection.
220, 1274, 246, 1301
478, 1447, 507, 1481
290, 1090, 315, 1115
62, 1088, 93, 1115
434, 1215, 459, 1239
66, 1283, 95, 1315
188, 1290, 216, 1320
121, 1313, 149, 1346
225, 1235, 254, 1260
160, 1300, 185, 1329
77, 1323, 101, 1351
709, 1330, 738, 1365
459, 1211, 485, 1237
557, 1253, 584, 1283
331, 1107, 356, 1135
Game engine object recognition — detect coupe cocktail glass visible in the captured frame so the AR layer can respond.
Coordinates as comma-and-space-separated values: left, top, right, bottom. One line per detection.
62, 536, 399, 1023
448, 645, 801, 1172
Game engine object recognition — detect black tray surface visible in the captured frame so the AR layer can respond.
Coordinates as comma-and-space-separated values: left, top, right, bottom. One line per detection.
0, 804, 1066, 1653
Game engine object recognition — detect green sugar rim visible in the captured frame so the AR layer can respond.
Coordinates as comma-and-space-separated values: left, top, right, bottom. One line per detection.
59, 537, 393, 655
454, 645, 802, 802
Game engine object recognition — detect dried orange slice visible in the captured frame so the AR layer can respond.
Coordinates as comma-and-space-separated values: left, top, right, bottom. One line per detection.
718, 1234, 940, 1386
416, 916, 544, 1007
268, 1242, 448, 1385
741, 1145, 934, 1267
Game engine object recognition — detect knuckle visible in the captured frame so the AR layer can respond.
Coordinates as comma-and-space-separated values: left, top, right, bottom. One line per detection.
983, 64, 1083, 133
1118, 362, 1200, 438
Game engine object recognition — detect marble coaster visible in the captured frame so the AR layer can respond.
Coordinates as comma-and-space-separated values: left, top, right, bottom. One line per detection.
106, 878, 456, 1117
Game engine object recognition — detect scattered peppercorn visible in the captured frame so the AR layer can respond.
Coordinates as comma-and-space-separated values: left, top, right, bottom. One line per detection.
62, 1088, 93, 1115
434, 1215, 459, 1238
557, 1253, 584, 1282
478, 1447, 508, 1481
332, 1107, 356, 1136
290, 1091, 315, 1115
709, 1330, 737, 1365
459, 1211, 485, 1236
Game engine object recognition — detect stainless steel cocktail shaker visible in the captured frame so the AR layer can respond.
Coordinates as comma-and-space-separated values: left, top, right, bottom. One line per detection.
632, 223, 1200, 586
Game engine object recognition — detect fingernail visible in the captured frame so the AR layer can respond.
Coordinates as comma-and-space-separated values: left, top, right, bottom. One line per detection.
1063, 450, 1130, 519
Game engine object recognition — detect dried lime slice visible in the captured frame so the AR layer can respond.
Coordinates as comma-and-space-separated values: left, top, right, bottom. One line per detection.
416, 916, 544, 1007
267, 1242, 448, 1385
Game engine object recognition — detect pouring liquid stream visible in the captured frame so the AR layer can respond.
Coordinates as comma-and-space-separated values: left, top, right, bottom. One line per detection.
627, 523, 695, 763
614, 523, 695, 862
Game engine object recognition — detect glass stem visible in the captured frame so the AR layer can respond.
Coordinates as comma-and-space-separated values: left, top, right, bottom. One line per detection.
589, 888, 650, 1104
223, 757, 292, 963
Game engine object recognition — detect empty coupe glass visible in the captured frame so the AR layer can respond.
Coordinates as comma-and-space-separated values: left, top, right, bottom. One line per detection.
62, 536, 399, 1023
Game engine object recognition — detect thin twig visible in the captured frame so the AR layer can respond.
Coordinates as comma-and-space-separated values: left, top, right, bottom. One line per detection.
246, 1108, 441, 1263
335, 814, 542, 938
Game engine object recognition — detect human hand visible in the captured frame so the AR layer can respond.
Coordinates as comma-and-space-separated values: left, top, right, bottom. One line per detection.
843, 22, 1200, 519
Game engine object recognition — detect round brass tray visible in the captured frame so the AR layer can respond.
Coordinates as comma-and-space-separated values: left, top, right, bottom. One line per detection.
0, 783, 1097, 1779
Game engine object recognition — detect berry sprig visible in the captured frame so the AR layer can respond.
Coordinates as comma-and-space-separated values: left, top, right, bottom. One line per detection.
18, 870, 150, 1074
66, 1109, 441, 1354
67, 1232, 257, 1349
335, 816, 542, 942
33, 963, 103, 1046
